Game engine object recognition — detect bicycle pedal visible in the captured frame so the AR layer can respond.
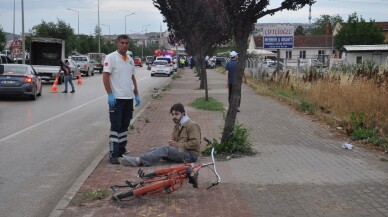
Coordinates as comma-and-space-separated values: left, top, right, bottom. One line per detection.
137, 169, 145, 178
125, 180, 139, 188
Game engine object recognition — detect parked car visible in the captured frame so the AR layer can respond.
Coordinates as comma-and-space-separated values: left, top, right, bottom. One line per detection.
71, 55, 94, 76
65, 59, 81, 79
134, 58, 143, 67
87, 53, 106, 73
151, 60, 172, 77
268, 62, 285, 70
0, 64, 42, 100
0, 54, 14, 64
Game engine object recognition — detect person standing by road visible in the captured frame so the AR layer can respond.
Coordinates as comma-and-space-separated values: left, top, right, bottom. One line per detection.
103, 34, 141, 164
58, 60, 75, 93
225, 51, 246, 112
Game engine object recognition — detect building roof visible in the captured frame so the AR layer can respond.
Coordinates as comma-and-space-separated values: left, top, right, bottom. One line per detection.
341, 44, 388, 52
253, 35, 333, 48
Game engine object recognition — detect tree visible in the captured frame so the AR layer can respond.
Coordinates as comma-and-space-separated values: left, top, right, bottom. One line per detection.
153, 0, 230, 98
311, 14, 343, 35
294, 25, 305, 36
334, 12, 385, 50
220, 0, 314, 143
29, 19, 75, 55
0, 26, 6, 51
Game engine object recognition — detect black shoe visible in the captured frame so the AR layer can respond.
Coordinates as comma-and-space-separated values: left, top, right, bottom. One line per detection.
237, 108, 240, 112
110, 157, 120, 165
70, 90, 75, 93
62, 90, 68, 93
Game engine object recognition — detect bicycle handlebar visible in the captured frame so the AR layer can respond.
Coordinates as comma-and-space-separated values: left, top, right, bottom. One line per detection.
203, 137, 221, 188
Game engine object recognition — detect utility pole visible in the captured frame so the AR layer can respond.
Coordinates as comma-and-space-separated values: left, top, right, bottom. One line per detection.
21, 0, 25, 64
98, 0, 100, 53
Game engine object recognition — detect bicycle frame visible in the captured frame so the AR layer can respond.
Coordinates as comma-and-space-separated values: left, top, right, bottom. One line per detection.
111, 137, 221, 201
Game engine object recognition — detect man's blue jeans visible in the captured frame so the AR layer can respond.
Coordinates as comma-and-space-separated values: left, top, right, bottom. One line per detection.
109, 99, 133, 159
64, 73, 75, 92
139, 146, 197, 166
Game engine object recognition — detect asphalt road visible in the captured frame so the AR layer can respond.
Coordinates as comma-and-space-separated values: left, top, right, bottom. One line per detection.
0, 67, 170, 217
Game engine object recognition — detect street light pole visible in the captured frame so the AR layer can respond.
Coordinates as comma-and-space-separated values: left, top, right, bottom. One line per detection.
97, 0, 100, 53
125, 13, 135, 35
141, 24, 150, 61
21, 0, 25, 64
67, 8, 79, 35
101, 24, 110, 38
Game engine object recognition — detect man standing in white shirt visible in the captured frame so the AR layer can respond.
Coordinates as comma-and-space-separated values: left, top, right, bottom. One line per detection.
103, 34, 141, 164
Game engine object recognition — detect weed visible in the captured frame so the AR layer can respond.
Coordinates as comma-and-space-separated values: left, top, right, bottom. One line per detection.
189, 97, 224, 111
299, 100, 316, 114
162, 84, 171, 92
145, 117, 150, 123
151, 93, 162, 100
380, 158, 388, 162
351, 128, 377, 140
350, 111, 366, 130
172, 71, 182, 80
202, 124, 255, 156
71, 189, 108, 205
129, 124, 135, 130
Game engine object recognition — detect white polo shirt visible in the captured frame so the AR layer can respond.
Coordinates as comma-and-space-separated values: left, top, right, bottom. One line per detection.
104, 51, 136, 99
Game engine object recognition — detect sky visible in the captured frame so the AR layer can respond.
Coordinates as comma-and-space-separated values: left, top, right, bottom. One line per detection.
0, 0, 388, 36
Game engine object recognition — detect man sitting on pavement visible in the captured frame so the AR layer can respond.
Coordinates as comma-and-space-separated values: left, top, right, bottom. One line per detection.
119, 103, 201, 167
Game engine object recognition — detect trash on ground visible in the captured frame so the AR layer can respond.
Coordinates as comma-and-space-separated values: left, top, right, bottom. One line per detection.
342, 142, 353, 150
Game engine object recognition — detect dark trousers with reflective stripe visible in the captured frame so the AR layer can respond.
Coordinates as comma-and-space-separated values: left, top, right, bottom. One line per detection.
109, 99, 133, 159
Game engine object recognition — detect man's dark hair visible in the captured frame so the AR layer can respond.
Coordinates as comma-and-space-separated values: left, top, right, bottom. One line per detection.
170, 103, 185, 114
116, 34, 129, 43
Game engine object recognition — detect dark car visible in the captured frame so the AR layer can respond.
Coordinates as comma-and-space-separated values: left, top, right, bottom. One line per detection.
134, 58, 143, 67
0, 64, 42, 100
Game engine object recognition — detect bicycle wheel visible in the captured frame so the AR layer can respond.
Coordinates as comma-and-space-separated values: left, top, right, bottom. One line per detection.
112, 189, 134, 201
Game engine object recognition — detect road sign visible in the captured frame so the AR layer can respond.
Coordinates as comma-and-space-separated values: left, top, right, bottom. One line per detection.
11, 38, 22, 56
263, 26, 294, 49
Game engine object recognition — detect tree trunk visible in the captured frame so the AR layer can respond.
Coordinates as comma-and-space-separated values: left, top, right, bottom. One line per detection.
221, 38, 248, 143
197, 57, 206, 89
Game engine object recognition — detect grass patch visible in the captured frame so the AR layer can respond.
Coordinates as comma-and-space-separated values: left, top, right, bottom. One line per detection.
202, 124, 255, 157
299, 100, 317, 115
189, 97, 224, 111
71, 189, 108, 205
172, 70, 182, 80
380, 158, 388, 162
151, 93, 162, 100
162, 84, 171, 92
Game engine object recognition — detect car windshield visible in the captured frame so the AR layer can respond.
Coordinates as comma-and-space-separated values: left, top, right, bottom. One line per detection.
157, 58, 171, 63
154, 61, 167, 66
0, 65, 28, 75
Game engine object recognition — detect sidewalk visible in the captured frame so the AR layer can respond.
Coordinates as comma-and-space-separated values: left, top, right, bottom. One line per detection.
59, 68, 388, 217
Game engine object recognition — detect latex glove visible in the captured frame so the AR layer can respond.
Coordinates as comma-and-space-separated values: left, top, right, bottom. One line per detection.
108, 93, 116, 107
135, 95, 141, 107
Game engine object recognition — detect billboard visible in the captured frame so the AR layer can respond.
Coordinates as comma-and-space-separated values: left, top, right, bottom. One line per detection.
263, 26, 294, 49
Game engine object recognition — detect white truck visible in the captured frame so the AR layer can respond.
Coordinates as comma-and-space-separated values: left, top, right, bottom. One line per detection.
30, 37, 65, 84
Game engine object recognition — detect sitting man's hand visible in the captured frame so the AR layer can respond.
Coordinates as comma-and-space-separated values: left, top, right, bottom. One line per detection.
168, 140, 178, 148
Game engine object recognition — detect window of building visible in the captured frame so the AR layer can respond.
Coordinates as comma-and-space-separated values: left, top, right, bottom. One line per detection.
356, 56, 363, 64
318, 50, 325, 55
299, 51, 306, 59
286, 50, 292, 59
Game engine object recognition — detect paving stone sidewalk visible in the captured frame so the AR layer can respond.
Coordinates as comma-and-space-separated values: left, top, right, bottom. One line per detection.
59, 68, 388, 217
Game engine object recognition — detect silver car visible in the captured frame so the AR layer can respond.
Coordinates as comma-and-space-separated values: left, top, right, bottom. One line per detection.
71, 55, 94, 76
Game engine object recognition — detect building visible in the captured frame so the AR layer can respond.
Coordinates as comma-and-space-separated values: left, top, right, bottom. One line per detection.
341, 44, 388, 66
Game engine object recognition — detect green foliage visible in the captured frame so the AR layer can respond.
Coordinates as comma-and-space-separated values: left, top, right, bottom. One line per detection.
189, 97, 224, 111
0, 26, 6, 51
299, 100, 316, 114
350, 111, 365, 130
351, 128, 377, 140
202, 124, 254, 156
334, 12, 385, 50
294, 25, 306, 36
310, 14, 343, 35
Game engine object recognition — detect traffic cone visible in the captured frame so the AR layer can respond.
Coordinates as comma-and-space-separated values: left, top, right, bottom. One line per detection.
51, 76, 58, 93
77, 72, 83, 85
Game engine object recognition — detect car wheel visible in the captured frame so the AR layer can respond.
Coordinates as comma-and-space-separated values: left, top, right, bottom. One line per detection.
86, 71, 89, 77
30, 86, 37, 100
151, 74, 154, 77
57, 75, 63, 85
37, 85, 42, 96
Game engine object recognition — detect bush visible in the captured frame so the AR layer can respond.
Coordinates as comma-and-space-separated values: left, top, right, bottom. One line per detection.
202, 124, 254, 156
351, 128, 377, 140
299, 100, 316, 114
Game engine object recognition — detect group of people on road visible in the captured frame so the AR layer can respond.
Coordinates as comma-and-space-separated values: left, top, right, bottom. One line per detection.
102, 34, 244, 166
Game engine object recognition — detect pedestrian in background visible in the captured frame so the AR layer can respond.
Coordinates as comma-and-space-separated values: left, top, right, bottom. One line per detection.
103, 34, 141, 164
58, 60, 75, 93
225, 51, 246, 112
